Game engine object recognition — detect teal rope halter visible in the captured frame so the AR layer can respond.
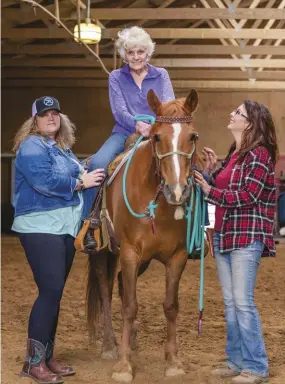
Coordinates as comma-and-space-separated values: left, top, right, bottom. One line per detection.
122, 114, 206, 335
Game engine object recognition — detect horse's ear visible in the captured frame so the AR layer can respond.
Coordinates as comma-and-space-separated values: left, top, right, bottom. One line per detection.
184, 89, 199, 114
147, 89, 162, 114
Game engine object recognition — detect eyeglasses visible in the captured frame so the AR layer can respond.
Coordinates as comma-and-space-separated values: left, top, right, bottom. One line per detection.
234, 109, 248, 119
126, 50, 147, 58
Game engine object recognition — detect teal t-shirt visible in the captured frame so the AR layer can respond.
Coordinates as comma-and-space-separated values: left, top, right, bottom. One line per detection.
12, 192, 83, 238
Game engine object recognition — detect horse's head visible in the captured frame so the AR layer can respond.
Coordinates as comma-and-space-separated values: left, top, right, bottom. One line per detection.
148, 89, 199, 206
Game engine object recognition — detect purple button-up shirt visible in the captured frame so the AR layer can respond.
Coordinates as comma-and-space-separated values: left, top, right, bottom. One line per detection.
109, 64, 175, 135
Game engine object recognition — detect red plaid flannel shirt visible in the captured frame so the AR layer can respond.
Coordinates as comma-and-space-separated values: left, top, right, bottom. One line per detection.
206, 146, 276, 256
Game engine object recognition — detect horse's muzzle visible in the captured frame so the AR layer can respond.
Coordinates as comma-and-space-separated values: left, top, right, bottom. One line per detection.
163, 183, 190, 205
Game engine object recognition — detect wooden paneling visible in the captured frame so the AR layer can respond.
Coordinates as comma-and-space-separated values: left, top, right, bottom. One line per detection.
2, 87, 285, 156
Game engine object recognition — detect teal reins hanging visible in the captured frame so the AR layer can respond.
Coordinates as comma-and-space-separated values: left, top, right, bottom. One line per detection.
122, 115, 158, 220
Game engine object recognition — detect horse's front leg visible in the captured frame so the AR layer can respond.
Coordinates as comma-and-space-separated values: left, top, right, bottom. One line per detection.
117, 261, 151, 351
112, 248, 139, 383
164, 251, 187, 377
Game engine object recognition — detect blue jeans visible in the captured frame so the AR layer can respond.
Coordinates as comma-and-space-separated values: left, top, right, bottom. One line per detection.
19, 233, 75, 345
82, 133, 127, 219
213, 232, 268, 377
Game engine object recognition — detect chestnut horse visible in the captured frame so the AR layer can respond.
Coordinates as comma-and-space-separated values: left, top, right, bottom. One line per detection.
87, 89, 207, 382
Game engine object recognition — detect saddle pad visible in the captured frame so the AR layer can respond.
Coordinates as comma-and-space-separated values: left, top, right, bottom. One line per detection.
107, 150, 132, 187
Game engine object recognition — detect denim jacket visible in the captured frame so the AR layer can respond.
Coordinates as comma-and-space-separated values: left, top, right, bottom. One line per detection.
13, 135, 81, 216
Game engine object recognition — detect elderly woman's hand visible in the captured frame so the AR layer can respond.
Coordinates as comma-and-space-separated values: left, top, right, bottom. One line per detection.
194, 171, 211, 196
202, 147, 218, 175
82, 169, 105, 188
136, 121, 152, 137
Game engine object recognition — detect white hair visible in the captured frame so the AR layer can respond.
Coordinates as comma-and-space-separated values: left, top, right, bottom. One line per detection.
116, 26, 155, 61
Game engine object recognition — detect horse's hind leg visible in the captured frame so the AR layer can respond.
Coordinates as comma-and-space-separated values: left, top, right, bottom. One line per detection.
163, 251, 187, 377
94, 251, 119, 360
117, 261, 151, 351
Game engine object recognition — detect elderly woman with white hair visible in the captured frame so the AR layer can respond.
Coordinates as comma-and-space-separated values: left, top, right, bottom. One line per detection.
83, 26, 175, 249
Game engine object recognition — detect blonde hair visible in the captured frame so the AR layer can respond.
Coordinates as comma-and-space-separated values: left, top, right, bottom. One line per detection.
115, 26, 155, 61
12, 113, 76, 152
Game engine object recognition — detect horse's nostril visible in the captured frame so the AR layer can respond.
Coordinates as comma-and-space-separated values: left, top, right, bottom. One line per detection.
182, 185, 190, 198
164, 184, 171, 193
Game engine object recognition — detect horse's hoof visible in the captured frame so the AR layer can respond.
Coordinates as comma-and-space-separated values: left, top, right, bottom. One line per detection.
112, 371, 133, 383
112, 361, 133, 383
101, 347, 119, 360
165, 365, 186, 377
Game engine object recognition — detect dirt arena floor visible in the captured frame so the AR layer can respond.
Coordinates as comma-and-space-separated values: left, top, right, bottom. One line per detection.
2, 234, 285, 384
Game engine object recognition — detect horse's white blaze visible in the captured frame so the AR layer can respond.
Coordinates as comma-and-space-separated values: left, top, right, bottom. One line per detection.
172, 123, 182, 202
174, 206, 184, 220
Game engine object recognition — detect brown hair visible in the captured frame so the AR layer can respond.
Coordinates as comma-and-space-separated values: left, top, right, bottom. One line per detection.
12, 113, 76, 152
227, 100, 279, 164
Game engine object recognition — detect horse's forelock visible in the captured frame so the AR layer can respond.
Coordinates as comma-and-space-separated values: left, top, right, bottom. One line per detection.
161, 98, 188, 117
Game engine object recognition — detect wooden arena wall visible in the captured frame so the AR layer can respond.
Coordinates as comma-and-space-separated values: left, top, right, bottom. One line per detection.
1, 87, 285, 231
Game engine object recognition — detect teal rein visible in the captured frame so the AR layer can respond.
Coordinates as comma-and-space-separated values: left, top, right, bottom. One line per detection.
122, 134, 158, 219
122, 114, 206, 334
185, 178, 206, 335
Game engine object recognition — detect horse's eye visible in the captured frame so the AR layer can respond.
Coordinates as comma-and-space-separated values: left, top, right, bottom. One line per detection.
153, 134, 161, 142
190, 132, 199, 141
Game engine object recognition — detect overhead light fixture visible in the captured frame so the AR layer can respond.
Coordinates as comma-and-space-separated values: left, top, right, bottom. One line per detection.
74, 18, 101, 44
73, 0, 101, 44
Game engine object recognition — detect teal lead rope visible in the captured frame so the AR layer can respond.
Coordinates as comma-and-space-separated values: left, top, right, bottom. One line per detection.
185, 177, 206, 335
123, 114, 206, 335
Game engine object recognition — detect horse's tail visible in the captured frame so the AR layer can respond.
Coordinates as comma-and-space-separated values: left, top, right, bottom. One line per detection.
86, 250, 118, 341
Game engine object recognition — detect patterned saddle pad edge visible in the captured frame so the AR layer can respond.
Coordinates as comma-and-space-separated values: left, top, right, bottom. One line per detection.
107, 150, 132, 187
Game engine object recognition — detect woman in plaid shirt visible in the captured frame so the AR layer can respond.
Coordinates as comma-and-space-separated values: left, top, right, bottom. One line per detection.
195, 101, 278, 384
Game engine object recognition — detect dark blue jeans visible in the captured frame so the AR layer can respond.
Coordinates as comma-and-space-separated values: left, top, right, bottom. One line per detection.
82, 133, 127, 219
19, 233, 75, 345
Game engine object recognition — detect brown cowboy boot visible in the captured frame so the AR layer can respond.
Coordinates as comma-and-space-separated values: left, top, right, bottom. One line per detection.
20, 338, 63, 384
84, 228, 98, 251
46, 340, 75, 377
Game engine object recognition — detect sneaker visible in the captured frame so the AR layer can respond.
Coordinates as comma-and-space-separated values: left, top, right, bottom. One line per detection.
232, 372, 269, 384
211, 364, 240, 378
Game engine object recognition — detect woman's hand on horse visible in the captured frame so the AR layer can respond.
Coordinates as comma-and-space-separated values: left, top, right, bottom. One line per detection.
194, 171, 211, 196
135, 121, 152, 137
82, 169, 105, 188
202, 147, 218, 174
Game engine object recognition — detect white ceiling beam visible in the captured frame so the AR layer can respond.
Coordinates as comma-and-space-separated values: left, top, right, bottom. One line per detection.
3, 43, 284, 55
3, 28, 285, 39
200, 0, 241, 71
210, 0, 261, 72
247, 0, 285, 73
258, 19, 285, 71
4, 7, 285, 21
3, 57, 285, 68
240, 0, 276, 46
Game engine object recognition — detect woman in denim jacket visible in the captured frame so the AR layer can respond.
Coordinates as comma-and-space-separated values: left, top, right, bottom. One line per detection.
12, 96, 105, 384
194, 101, 278, 384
